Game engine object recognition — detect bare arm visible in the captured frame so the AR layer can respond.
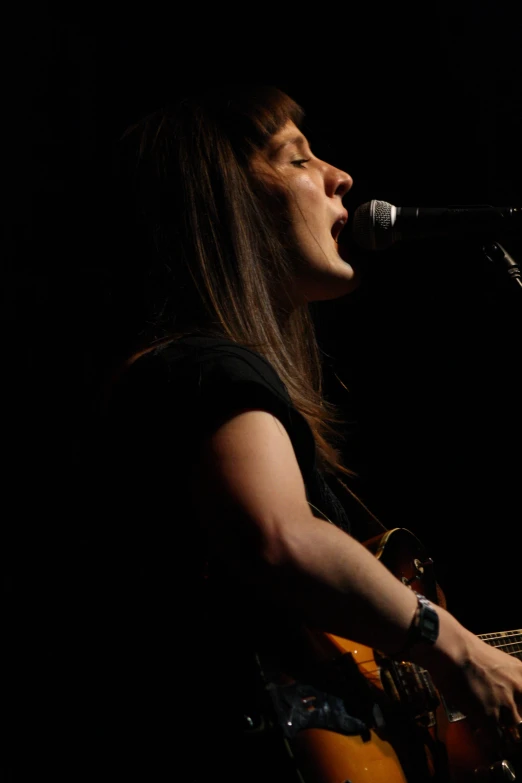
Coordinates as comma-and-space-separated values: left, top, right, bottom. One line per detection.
192, 409, 522, 727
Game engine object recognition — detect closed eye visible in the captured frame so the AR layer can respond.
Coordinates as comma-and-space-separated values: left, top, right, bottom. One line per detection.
291, 158, 311, 168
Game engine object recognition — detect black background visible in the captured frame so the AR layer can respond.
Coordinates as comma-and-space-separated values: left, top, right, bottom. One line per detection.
5, 10, 521, 646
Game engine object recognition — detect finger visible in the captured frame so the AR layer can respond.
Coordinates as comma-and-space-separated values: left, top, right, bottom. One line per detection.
501, 719, 522, 745
497, 701, 522, 747
465, 711, 501, 754
501, 700, 522, 730
464, 703, 500, 736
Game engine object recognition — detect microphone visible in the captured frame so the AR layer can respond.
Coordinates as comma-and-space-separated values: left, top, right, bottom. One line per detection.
351, 200, 522, 251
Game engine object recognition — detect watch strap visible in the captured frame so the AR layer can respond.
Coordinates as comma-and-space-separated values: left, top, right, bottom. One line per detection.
393, 591, 439, 660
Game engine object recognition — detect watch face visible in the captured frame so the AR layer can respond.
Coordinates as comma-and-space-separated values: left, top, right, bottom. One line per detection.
415, 594, 439, 645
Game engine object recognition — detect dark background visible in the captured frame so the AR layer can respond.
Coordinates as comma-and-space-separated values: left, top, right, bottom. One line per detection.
5, 9, 521, 663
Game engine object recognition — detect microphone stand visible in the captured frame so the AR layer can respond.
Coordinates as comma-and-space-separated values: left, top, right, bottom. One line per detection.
482, 241, 522, 296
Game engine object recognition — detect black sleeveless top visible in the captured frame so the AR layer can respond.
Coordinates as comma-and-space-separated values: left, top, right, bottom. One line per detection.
108, 335, 351, 531
72, 337, 356, 781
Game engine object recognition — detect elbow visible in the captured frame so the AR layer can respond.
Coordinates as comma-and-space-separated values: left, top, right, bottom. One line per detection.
217, 507, 315, 578
249, 507, 317, 572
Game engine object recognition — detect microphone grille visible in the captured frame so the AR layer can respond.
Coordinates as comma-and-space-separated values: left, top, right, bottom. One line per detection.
352, 200, 395, 250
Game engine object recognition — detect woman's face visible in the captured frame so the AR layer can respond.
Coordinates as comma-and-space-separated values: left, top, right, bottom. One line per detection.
251, 120, 357, 303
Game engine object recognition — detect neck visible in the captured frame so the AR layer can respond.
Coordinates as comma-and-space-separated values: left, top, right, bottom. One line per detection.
478, 629, 522, 661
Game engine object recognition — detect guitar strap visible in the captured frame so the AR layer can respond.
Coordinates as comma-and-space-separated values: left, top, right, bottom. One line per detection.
333, 476, 447, 608
333, 476, 389, 539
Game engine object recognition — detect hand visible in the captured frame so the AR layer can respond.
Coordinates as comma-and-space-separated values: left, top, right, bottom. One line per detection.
443, 636, 522, 729
414, 612, 522, 738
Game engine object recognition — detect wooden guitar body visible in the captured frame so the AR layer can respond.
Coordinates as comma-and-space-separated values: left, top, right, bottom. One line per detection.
267, 528, 521, 783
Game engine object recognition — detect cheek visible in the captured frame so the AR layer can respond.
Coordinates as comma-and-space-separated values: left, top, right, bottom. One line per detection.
290, 177, 325, 221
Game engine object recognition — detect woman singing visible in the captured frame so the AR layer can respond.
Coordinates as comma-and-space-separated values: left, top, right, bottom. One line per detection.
95, 84, 522, 782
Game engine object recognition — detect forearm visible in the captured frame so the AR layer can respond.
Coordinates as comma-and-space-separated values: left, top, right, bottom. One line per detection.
225, 511, 466, 660
267, 516, 418, 648
200, 492, 522, 726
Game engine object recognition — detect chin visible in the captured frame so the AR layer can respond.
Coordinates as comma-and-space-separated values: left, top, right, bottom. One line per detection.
336, 240, 354, 265
304, 272, 359, 303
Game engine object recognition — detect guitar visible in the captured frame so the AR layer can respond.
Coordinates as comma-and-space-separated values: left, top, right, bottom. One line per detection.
262, 528, 522, 783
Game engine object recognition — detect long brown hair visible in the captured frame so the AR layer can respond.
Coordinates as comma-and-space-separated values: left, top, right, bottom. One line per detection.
113, 84, 353, 479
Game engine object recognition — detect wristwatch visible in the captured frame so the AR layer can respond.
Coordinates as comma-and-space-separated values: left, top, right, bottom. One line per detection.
410, 591, 439, 645
395, 591, 439, 659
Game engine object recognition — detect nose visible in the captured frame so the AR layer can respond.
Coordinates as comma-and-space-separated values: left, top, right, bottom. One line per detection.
326, 164, 353, 199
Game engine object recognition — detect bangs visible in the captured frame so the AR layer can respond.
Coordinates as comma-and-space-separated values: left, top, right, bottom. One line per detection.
239, 86, 305, 148
189, 85, 305, 157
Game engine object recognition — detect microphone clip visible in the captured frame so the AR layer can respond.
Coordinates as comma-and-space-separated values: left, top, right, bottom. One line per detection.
482, 242, 522, 293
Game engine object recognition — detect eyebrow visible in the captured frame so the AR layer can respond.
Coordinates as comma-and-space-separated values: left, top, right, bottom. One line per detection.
270, 134, 308, 157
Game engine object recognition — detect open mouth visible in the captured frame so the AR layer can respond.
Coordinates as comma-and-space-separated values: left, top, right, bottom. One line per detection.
331, 217, 347, 243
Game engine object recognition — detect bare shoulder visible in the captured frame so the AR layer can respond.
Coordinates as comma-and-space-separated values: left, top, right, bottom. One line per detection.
192, 410, 313, 557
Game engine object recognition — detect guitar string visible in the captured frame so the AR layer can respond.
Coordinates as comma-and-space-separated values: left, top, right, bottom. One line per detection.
483, 640, 522, 649
479, 637, 522, 652
308, 501, 522, 662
